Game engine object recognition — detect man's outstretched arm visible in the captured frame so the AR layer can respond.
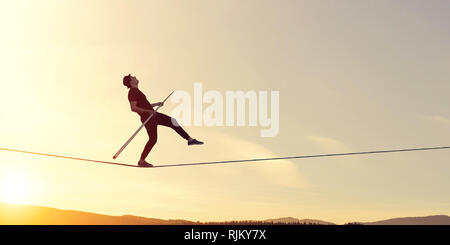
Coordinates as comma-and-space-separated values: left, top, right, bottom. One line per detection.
150, 102, 164, 107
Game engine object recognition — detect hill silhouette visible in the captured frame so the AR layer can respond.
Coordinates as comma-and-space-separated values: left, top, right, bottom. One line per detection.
0, 203, 334, 225
363, 215, 450, 225
0, 203, 196, 225
1, 203, 448, 225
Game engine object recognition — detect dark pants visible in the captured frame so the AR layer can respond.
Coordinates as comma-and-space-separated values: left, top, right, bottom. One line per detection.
140, 112, 190, 160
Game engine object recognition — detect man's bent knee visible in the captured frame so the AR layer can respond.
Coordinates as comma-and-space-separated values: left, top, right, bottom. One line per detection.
171, 117, 181, 127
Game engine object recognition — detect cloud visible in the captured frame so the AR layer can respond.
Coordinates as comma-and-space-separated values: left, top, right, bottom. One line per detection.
307, 135, 350, 152
169, 129, 307, 188
305, 135, 364, 169
201, 130, 310, 189
428, 115, 450, 126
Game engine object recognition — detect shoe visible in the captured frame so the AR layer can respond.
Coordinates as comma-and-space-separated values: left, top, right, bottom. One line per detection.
138, 160, 154, 168
188, 138, 204, 146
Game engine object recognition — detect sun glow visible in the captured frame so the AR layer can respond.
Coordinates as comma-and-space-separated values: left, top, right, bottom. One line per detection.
1, 173, 33, 204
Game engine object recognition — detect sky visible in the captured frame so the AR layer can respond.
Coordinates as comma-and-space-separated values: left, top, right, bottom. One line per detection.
0, 0, 449, 224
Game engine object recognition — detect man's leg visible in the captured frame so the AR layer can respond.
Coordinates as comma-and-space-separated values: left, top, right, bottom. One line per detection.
140, 122, 158, 161
156, 112, 191, 140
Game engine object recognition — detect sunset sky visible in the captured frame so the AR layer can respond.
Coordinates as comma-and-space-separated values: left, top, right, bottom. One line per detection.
0, 0, 449, 224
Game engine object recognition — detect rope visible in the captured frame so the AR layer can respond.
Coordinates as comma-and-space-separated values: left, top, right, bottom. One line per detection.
1, 146, 449, 168
0, 148, 139, 168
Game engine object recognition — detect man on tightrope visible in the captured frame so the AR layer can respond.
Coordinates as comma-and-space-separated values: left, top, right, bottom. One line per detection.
123, 74, 204, 167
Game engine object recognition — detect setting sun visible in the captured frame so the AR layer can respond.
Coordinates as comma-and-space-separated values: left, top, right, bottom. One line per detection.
1, 173, 33, 204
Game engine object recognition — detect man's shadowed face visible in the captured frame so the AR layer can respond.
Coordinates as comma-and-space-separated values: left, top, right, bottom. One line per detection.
130, 75, 139, 87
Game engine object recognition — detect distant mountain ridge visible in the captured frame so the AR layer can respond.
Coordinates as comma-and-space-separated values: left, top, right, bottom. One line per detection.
264, 217, 335, 225
0, 203, 448, 225
363, 215, 450, 225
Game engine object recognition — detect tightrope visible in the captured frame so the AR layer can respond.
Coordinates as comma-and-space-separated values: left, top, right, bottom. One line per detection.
1, 146, 449, 168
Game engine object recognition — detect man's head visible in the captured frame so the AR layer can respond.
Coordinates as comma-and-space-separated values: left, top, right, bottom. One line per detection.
123, 74, 139, 88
